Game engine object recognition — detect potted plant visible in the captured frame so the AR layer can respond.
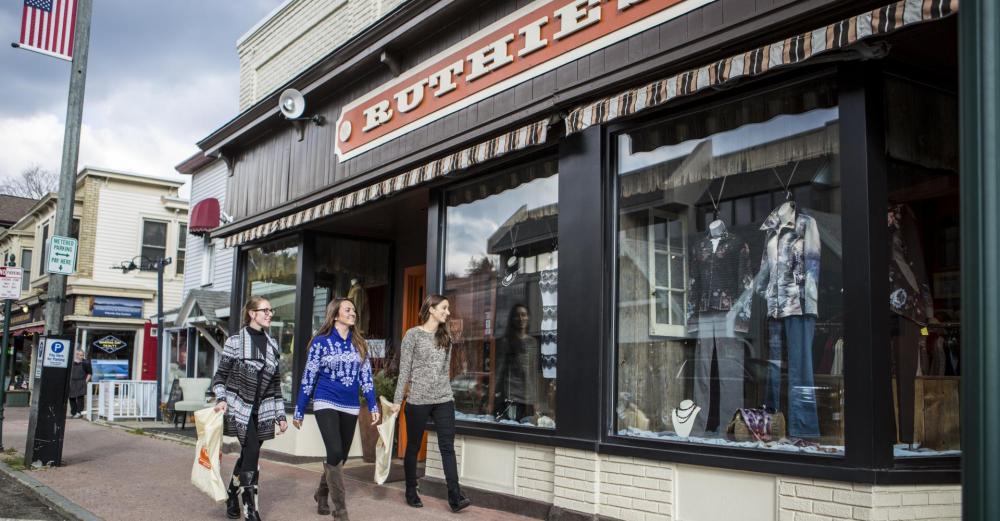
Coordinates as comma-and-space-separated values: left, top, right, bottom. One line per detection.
358, 367, 398, 463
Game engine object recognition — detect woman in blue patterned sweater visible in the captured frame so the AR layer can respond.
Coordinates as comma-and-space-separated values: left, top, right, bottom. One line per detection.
293, 298, 380, 520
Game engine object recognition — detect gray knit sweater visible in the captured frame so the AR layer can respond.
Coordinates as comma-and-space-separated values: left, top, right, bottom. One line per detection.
393, 327, 453, 405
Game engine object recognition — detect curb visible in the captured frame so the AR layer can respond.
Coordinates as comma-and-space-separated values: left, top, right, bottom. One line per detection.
0, 460, 104, 521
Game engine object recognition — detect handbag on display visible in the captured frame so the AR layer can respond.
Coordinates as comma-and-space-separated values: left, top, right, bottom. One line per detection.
727, 408, 787, 442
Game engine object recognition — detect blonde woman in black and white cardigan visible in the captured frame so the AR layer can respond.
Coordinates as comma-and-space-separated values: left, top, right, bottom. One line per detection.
212, 296, 288, 521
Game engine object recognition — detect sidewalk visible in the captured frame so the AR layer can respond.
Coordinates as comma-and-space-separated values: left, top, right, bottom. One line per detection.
2, 407, 532, 521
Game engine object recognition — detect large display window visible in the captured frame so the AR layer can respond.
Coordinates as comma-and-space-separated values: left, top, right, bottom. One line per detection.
443, 159, 559, 429
243, 236, 299, 402
613, 80, 845, 454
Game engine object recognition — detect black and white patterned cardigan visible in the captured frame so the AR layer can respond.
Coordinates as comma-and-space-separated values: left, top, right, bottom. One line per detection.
211, 327, 286, 445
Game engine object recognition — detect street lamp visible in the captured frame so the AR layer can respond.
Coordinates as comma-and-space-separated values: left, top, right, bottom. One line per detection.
111, 256, 172, 421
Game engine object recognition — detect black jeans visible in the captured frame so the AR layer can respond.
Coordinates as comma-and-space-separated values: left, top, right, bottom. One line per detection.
69, 396, 85, 416
232, 410, 263, 477
404, 401, 458, 489
315, 409, 358, 466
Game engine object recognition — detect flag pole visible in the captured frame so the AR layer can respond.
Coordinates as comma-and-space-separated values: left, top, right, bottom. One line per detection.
23, 0, 93, 468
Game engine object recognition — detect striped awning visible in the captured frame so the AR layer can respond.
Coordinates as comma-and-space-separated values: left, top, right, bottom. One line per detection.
565, 0, 958, 135
223, 119, 550, 248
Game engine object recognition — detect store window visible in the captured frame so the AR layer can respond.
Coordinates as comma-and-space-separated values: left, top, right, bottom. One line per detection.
194, 330, 220, 379
244, 236, 298, 402
164, 328, 188, 388
443, 160, 558, 429
884, 77, 960, 458
201, 239, 215, 286
20, 249, 31, 290
40, 224, 49, 271
614, 80, 844, 454
142, 220, 168, 262
86, 329, 136, 382
177, 223, 187, 274
312, 237, 391, 356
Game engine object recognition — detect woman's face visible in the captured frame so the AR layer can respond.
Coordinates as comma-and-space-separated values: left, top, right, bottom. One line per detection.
336, 301, 357, 327
513, 306, 529, 331
429, 299, 450, 323
250, 300, 273, 329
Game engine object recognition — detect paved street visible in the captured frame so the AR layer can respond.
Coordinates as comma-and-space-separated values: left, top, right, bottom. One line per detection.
0, 469, 65, 521
1, 408, 530, 521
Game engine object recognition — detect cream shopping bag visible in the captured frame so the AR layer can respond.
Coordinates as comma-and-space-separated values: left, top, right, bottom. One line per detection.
191, 406, 228, 502
374, 396, 400, 485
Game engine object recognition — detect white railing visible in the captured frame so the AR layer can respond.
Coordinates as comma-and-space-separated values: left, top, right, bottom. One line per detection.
86, 380, 158, 421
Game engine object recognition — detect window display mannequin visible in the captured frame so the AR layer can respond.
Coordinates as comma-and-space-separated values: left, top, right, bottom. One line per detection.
756, 199, 822, 439
888, 203, 933, 445
687, 217, 752, 435
347, 278, 369, 335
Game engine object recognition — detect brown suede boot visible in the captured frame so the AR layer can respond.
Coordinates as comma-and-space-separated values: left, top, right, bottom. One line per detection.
314, 472, 331, 515
324, 463, 349, 521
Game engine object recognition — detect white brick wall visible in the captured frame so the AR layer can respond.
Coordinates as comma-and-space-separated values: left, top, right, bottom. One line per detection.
237, 0, 406, 109
423, 433, 960, 521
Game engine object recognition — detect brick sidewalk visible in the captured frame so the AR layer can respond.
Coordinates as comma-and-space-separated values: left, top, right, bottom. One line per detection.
2, 407, 531, 521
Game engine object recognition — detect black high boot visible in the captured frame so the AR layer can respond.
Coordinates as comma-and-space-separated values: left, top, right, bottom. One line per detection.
226, 475, 241, 519
447, 482, 471, 513
239, 471, 262, 521
404, 485, 423, 508
314, 472, 331, 515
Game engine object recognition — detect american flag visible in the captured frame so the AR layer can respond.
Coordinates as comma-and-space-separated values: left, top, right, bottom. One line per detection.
17, 0, 78, 61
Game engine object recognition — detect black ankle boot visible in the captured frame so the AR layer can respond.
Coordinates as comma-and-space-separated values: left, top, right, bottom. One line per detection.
226, 475, 241, 519
239, 471, 261, 521
405, 485, 423, 508
447, 484, 471, 513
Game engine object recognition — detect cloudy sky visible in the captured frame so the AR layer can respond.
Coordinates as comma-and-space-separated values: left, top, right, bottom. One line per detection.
0, 0, 278, 194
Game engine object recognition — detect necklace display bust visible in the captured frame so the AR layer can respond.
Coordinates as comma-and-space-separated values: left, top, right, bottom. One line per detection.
671, 399, 701, 438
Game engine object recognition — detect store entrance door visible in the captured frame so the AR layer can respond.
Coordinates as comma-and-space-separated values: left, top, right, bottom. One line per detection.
398, 264, 428, 460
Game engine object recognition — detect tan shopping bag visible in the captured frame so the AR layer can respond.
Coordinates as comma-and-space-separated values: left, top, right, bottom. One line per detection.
374, 396, 400, 485
192, 406, 228, 502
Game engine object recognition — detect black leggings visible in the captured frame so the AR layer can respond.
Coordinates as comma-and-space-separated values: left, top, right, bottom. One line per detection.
315, 409, 358, 466
404, 401, 458, 489
232, 411, 264, 477
69, 396, 85, 415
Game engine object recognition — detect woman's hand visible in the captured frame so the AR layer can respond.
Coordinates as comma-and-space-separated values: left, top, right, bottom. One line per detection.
292, 419, 302, 430
278, 420, 288, 434
389, 403, 401, 414
214, 401, 228, 413
371, 411, 381, 425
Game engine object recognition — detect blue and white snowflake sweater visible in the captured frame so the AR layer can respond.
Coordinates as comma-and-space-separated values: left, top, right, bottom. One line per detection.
293, 330, 378, 421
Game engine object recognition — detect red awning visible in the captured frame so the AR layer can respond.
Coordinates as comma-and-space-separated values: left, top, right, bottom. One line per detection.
189, 197, 221, 235
11, 325, 43, 336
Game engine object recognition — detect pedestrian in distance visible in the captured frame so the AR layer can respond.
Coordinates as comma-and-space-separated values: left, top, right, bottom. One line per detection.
390, 294, 472, 512
212, 296, 288, 521
68, 349, 91, 419
293, 297, 381, 520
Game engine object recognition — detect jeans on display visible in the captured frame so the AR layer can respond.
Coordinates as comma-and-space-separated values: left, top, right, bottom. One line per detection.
404, 401, 458, 489
766, 316, 820, 438
693, 312, 745, 435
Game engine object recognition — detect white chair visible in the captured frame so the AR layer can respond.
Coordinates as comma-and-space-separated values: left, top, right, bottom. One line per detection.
172, 377, 212, 429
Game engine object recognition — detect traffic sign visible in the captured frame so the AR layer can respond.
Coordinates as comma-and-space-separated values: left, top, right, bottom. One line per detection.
46, 235, 78, 275
0, 266, 23, 300
42, 337, 71, 368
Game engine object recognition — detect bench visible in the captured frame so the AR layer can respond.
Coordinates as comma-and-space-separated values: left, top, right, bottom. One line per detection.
172, 378, 212, 429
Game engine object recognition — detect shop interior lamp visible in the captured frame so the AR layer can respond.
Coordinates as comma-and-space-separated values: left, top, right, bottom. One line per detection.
279, 88, 326, 141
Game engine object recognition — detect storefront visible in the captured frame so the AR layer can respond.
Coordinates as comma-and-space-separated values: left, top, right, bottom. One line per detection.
202, 0, 961, 518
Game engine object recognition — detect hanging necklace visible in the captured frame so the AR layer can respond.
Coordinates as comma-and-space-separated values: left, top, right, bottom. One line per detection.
706, 175, 727, 220
771, 161, 800, 201
674, 403, 697, 423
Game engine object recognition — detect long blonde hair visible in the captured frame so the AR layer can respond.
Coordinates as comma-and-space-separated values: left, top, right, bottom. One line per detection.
314, 298, 368, 360
418, 294, 451, 350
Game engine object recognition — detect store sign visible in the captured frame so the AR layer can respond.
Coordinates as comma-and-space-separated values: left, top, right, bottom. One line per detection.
46, 235, 78, 275
0, 266, 22, 299
92, 296, 144, 318
92, 335, 128, 354
42, 337, 70, 368
92, 359, 130, 382
334, 0, 714, 161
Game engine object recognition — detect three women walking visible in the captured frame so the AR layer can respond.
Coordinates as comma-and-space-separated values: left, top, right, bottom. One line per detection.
211, 296, 287, 521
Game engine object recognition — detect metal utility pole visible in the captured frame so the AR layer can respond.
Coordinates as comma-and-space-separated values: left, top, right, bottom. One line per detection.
154, 257, 171, 421
961, 1, 1000, 520
24, 0, 93, 468
44, 0, 92, 335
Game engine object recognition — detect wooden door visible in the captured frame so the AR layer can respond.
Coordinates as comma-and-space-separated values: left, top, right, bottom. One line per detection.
398, 265, 429, 460
140, 321, 158, 381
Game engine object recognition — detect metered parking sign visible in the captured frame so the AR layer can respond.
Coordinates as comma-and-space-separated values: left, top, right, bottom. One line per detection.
46, 235, 78, 275
43, 338, 71, 368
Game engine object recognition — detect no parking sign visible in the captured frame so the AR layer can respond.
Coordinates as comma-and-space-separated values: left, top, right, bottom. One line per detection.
43, 337, 71, 368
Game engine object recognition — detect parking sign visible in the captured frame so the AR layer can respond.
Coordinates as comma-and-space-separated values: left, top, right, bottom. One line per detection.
43, 337, 71, 368
0, 266, 23, 299
46, 235, 78, 275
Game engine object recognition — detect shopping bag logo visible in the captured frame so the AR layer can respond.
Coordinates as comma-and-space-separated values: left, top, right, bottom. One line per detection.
199, 447, 213, 470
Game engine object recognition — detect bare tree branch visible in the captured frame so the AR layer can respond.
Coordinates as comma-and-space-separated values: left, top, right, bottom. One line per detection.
0, 165, 59, 199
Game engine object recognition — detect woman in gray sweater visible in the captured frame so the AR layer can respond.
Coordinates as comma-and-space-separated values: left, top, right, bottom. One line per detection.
391, 294, 471, 512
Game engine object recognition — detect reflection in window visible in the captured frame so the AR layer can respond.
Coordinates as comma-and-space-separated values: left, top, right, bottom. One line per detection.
885, 77, 960, 458
165, 329, 187, 391
615, 80, 844, 454
444, 160, 558, 428
244, 237, 298, 403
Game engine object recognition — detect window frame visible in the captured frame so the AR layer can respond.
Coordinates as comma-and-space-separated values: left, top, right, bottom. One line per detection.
646, 209, 688, 338
177, 223, 187, 275
201, 237, 215, 287
140, 219, 169, 265
20, 248, 32, 291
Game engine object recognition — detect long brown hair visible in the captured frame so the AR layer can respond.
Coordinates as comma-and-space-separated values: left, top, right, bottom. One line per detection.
418, 294, 451, 350
241, 296, 269, 327
314, 298, 368, 360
